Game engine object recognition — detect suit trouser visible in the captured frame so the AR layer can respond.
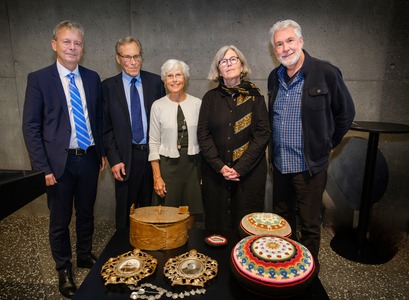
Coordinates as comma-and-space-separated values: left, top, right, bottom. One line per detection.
114, 147, 153, 229
272, 167, 327, 260
47, 149, 99, 271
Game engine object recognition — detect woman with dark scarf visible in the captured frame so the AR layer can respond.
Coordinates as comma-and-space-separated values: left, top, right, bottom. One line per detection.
197, 45, 270, 231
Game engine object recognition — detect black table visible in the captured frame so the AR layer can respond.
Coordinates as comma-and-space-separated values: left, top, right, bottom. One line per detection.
73, 229, 329, 300
0, 169, 45, 221
330, 121, 409, 264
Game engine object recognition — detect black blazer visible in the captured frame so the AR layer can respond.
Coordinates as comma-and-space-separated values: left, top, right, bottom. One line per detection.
102, 70, 165, 179
22, 63, 104, 178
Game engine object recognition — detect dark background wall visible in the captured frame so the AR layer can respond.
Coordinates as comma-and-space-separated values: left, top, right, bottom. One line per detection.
1, 0, 408, 235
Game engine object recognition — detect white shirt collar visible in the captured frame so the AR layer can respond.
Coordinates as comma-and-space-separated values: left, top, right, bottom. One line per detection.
56, 60, 80, 78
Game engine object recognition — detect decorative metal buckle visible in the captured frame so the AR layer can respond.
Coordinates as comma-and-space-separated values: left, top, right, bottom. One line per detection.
75, 148, 85, 155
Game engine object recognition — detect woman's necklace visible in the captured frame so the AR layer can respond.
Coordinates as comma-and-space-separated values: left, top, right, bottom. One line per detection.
176, 103, 187, 150
177, 117, 186, 150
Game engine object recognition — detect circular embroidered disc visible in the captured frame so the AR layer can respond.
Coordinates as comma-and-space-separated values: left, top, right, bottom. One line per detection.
240, 212, 292, 238
231, 235, 316, 297
204, 235, 228, 247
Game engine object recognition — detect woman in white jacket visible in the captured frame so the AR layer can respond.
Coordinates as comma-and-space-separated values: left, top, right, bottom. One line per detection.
149, 59, 202, 227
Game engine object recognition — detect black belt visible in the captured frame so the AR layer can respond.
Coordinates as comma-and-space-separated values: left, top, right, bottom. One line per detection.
132, 144, 148, 151
67, 146, 95, 155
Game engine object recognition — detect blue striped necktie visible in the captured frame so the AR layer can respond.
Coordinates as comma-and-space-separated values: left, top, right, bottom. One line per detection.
67, 73, 91, 150
130, 77, 144, 143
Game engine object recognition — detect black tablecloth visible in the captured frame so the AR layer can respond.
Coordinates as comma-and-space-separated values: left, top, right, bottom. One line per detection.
73, 228, 329, 299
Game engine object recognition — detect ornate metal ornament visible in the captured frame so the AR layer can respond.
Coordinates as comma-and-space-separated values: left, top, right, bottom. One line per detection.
101, 249, 157, 286
163, 249, 218, 287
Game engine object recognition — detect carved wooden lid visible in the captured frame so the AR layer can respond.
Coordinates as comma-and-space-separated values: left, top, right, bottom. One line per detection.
130, 205, 189, 224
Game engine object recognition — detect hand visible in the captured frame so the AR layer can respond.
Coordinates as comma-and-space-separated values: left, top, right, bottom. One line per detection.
111, 163, 126, 181
45, 173, 57, 186
100, 156, 107, 171
220, 165, 240, 181
154, 176, 167, 198
228, 168, 240, 181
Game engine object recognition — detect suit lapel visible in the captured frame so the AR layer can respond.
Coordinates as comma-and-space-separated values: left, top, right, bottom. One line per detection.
140, 71, 150, 113
114, 73, 132, 128
140, 71, 156, 121
51, 63, 71, 124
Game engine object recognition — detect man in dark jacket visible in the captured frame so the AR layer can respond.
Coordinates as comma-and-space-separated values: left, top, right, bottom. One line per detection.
268, 19, 355, 267
102, 37, 165, 229
22, 20, 106, 298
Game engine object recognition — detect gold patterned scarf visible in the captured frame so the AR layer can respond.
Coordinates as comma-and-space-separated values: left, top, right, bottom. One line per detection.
218, 80, 262, 161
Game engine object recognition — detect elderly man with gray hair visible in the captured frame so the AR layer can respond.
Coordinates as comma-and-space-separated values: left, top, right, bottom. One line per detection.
102, 37, 166, 229
267, 20, 355, 270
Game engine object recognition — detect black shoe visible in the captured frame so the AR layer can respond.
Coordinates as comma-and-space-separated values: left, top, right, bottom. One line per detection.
58, 267, 77, 299
77, 252, 97, 268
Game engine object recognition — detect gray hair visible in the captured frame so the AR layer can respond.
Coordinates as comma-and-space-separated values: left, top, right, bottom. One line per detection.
52, 20, 84, 40
269, 20, 303, 45
160, 59, 190, 83
207, 45, 251, 82
115, 36, 143, 55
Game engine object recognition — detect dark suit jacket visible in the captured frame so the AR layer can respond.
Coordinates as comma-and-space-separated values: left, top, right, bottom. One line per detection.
22, 63, 104, 179
102, 70, 165, 180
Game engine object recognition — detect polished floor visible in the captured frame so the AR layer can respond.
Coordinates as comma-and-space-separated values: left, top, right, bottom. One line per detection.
0, 214, 407, 300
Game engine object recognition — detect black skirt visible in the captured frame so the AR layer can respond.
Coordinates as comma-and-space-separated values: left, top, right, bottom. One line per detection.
153, 148, 203, 214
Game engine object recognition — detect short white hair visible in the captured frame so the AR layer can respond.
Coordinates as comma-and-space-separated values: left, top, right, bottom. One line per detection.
269, 19, 303, 45
160, 59, 190, 83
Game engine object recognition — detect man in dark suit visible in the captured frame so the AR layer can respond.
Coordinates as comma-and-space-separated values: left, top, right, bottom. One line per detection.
102, 37, 165, 229
22, 20, 105, 299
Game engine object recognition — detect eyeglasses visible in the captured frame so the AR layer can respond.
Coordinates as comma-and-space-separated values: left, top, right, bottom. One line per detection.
118, 54, 143, 62
58, 39, 83, 48
219, 56, 240, 67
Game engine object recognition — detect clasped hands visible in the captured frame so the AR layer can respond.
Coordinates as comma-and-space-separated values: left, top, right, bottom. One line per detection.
220, 165, 240, 181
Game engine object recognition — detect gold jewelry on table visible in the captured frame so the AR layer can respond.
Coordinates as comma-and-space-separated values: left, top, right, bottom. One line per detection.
163, 249, 218, 287
101, 249, 157, 286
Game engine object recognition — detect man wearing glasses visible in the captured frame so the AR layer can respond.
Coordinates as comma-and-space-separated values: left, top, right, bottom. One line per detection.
102, 37, 165, 229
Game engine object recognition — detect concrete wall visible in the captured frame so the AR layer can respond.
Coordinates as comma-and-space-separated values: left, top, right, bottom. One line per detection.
1, 0, 408, 233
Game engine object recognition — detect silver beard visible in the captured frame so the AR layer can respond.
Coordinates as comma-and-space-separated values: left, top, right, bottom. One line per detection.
278, 49, 302, 68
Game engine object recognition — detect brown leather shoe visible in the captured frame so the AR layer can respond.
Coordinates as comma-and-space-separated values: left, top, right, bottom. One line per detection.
76, 252, 97, 268
58, 267, 77, 298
